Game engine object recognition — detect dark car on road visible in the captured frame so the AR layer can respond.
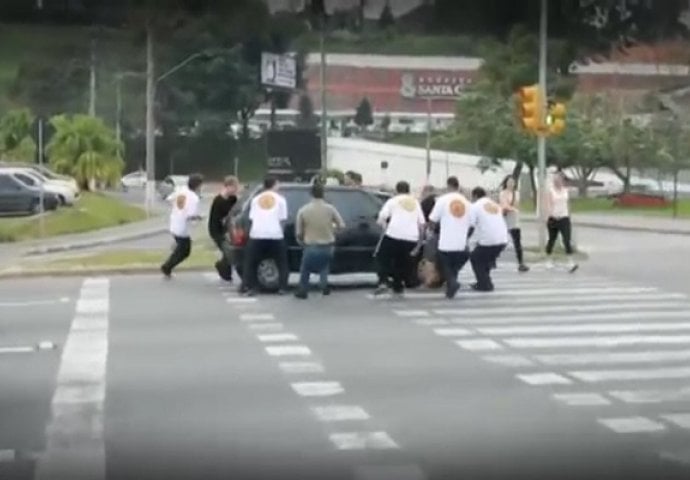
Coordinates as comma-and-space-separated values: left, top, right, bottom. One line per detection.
0, 172, 59, 216
227, 183, 386, 292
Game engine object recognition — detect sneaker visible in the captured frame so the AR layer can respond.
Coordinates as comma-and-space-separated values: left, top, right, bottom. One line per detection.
294, 291, 308, 300
446, 282, 460, 299
471, 283, 494, 292
391, 291, 404, 300
518, 264, 530, 273
161, 266, 171, 279
373, 285, 389, 296
322, 287, 331, 296
568, 262, 579, 273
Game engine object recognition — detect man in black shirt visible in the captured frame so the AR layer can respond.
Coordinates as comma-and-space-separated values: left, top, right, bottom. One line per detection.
208, 176, 239, 281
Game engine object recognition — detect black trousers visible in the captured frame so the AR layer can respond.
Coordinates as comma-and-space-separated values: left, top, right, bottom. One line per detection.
509, 228, 524, 264
470, 244, 506, 291
211, 233, 233, 279
162, 236, 191, 274
546, 217, 574, 255
379, 235, 417, 293
242, 238, 289, 291
438, 250, 470, 294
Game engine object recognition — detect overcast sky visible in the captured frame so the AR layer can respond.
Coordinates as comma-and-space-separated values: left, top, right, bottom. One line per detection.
265, 0, 426, 19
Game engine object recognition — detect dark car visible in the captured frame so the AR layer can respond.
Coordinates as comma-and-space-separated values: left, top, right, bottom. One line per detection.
0, 172, 60, 216
227, 183, 386, 292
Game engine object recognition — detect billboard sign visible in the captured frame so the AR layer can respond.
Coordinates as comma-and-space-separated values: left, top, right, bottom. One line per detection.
261, 52, 297, 90
400, 73, 472, 99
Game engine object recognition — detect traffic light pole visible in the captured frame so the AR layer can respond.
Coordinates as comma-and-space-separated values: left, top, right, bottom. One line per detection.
536, 0, 548, 253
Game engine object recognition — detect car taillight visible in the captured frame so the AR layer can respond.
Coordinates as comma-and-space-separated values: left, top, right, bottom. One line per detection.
231, 227, 247, 246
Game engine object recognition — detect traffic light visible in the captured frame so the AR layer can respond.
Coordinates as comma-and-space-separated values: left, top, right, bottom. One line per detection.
517, 85, 542, 132
547, 101, 567, 135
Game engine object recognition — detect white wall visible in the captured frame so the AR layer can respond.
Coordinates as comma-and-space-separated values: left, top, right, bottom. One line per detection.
327, 137, 515, 192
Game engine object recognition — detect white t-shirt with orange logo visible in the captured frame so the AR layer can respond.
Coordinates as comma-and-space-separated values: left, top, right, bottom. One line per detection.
470, 197, 509, 246
378, 194, 425, 242
169, 186, 200, 237
249, 190, 288, 239
429, 192, 472, 252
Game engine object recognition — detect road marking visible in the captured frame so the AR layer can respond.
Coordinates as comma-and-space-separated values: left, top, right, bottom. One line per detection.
353, 464, 427, 480
534, 350, 690, 366
257, 333, 298, 343
482, 354, 534, 367
477, 321, 690, 336
517, 372, 573, 385
412, 318, 449, 326
0, 346, 35, 354
570, 366, 690, 383
598, 417, 666, 434
660, 414, 690, 429
247, 323, 284, 332
506, 334, 690, 349
456, 339, 503, 351
609, 387, 690, 404
35, 277, 109, 480
394, 310, 429, 317
312, 405, 370, 422
240, 313, 275, 322
375, 287, 660, 301
0, 297, 71, 307
265, 345, 312, 357
429, 293, 687, 309
433, 328, 474, 337
291, 382, 344, 397
278, 362, 325, 374
226, 297, 258, 304
440, 303, 689, 319
0, 449, 15, 462
329, 432, 399, 450
553, 393, 611, 406
460, 311, 690, 326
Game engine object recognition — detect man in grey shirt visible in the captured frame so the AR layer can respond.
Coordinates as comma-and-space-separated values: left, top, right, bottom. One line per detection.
294, 183, 346, 299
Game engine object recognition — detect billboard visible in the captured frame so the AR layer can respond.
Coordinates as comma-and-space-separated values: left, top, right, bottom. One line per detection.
400, 73, 472, 99
261, 52, 297, 90
266, 130, 320, 181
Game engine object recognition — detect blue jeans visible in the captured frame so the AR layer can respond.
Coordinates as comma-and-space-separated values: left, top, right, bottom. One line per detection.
299, 245, 334, 292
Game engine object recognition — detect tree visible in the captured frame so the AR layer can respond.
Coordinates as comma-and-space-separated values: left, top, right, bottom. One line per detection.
354, 97, 374, 128
650, 115, 690, 217
381, 114, 391, 140
0, 109, 35, 161
297, 94, 317, 129
46, 114, 124, 191
378, 1, 395, 29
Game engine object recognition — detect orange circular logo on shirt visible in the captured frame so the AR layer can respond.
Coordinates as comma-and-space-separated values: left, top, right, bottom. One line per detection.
258, 193, 276, 210
483, 201, 500, 215
398, 196, 416, 212
175, 194, 187, 210
449, 199, 466, 218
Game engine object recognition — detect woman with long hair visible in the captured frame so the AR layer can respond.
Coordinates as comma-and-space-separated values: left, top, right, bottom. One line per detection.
499, 175, 529, 272
544, 171, 579, 273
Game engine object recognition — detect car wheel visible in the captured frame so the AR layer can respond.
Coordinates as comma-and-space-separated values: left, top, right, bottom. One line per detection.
57, 195, 66, 206
256, 258, 280, 292
30, 199, 42, 215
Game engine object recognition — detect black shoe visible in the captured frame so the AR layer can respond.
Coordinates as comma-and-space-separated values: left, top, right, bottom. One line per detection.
568, 263, 579, 273
161, 266, 171, 279
294, 291, 308, 300
322, 287, 331, 296
471, 283, 494, 292
373, 285, 389, 296
518, 264, 530, 273
446, 282, 460, 299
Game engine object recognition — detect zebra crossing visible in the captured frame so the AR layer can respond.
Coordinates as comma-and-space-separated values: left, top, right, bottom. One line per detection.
376, 263, 690, 442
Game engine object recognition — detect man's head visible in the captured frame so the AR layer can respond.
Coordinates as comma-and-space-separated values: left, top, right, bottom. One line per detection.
344, 171, 362, 187
188, 173, 204, 193
446, 176, 460, 192
395, 180, 410, 195
421, 185, 435, 199
221, 175, 239, 197
471, 186, 487, 202
311, 182, 325, 200
263, 175, 278, 191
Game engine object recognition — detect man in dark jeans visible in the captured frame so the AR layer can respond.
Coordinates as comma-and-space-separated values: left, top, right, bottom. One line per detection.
240, 176, 289, 296
208, 176, 239, 281
469, 187, 509, 292
161, 174, 204, 278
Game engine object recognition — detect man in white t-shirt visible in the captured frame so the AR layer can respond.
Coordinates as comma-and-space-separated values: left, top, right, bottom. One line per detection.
240, 176, 289, 295
428, 176, 472, 299
161, 174, 204, 278
375, 180, 426, 297
469, 187, 509, 292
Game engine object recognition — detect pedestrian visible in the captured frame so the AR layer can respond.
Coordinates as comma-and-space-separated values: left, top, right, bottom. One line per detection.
374, 180, 426, 298
294, 182, 346, 299
418, 184, 445, 288
240, 176, 289, 296
161, 173, 204, 278
545, 171, 579, 273
499, 175, 529, 272
208, 176, 240, 282
469, 187, 509, 292
428, 176, 472, 299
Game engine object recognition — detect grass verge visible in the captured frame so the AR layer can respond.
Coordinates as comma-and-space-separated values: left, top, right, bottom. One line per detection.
0, 192, 148, 243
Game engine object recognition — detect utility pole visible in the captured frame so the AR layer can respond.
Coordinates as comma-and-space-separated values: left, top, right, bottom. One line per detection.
536, 0, 548, 252
89, 36, 97, 117
425, 97, 432, 183
319, 14, 328, 171
145, 24, 156, 217
115, 75, 122, 147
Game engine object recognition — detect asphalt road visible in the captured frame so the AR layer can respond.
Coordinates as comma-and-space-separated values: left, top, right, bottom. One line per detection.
3, 240, 690, 479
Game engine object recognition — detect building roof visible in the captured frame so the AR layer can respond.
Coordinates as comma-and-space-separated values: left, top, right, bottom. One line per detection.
305, 53, 483, 71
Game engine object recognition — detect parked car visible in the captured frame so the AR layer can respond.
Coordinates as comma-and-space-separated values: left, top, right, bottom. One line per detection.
158, 175, 189, 200
227, 183, 387, 292
0, 162, 79, 192
0, 167, 78, 206
0, 172, 59, 216
120, 170, 147, 191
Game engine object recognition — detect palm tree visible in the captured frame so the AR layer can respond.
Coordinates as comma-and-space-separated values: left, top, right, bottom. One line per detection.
0, 109, 36, 162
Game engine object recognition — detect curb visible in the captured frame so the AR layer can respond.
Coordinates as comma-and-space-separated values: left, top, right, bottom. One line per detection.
0, 264, 211, 279
522, 217, 690, 236
21, 228, 167, 257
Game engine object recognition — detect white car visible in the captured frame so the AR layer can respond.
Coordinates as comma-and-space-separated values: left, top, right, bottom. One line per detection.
1, 168, 78, 206
120, 171, 147, 190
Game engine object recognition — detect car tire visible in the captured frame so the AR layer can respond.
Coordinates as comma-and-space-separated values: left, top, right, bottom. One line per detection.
57, 195, 66, 206
30, 199, 42, 215
256, 258, 280, 293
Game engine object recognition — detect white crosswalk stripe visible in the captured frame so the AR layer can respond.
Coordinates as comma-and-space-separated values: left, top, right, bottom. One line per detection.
376, 267, 690, 445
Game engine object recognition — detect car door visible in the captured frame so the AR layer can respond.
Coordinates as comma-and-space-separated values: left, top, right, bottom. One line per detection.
0, 174, 25, 213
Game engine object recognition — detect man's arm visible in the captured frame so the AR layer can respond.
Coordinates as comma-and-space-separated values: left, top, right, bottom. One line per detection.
331, 206, 346, 230
295, 208, 305, 244
377, 199, 392, 228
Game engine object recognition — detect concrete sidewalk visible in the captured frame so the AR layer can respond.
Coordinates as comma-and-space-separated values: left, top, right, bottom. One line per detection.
524, 212, 690, 235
